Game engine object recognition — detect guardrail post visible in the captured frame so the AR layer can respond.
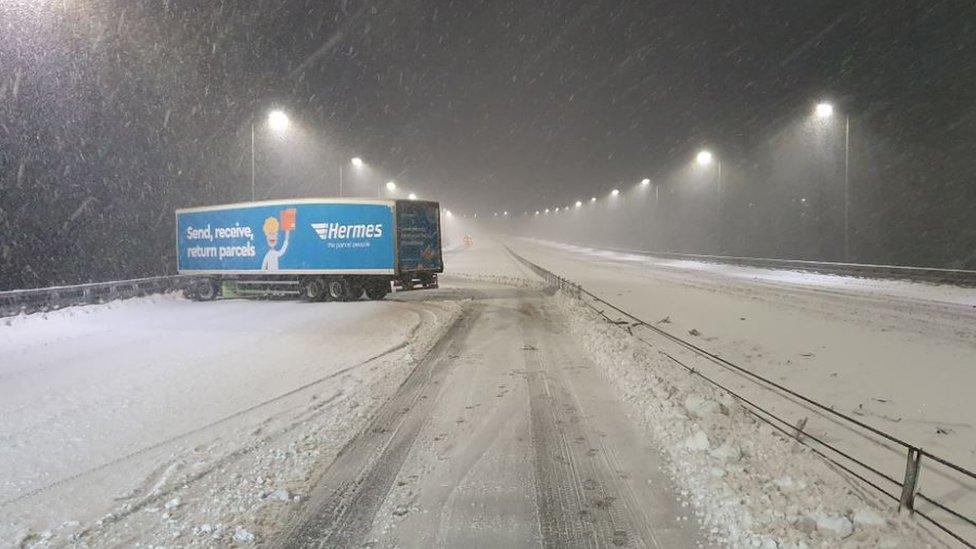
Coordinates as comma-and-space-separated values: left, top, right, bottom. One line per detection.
899, 446, 923, 514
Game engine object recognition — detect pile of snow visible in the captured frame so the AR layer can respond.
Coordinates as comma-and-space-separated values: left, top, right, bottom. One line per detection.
552, 291, 936, 547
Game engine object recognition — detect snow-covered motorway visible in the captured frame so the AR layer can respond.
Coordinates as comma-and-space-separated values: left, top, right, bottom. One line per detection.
507, 237, 976, 467
0, 237, 969, 547
0, 293, 461, 545
501, 236, 976, 545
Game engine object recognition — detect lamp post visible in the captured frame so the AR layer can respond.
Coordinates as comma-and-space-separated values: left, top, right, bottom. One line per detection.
814, 102, 852, 260
380, 180, 396, 198
339, 156, 364, 197
696, 149, 721, 194
251, 109, 290, 200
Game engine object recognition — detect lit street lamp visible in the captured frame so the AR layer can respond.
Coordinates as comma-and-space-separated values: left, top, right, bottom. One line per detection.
408, 193, 417, 200
267, 110, 289, 133
251, 109, 290, 200
812, 101, 852, 260
338, 156, 365, 197
695, 149, 722, 194
610, 189, 620, 197
696, 150, 714, 166
815, 102, 834, 119
379, 180, 396, 197
640, 178, 651, 187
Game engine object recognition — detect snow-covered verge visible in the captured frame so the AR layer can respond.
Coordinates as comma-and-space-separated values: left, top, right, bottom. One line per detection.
0, 295, 463, 548
552, 291, 940, 548
524, 237, 976, 310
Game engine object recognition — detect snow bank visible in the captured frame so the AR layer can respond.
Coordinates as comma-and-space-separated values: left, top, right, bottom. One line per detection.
552, 291, 936, 548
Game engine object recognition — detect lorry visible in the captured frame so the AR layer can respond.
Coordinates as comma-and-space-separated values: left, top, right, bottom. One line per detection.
175, 198, 443, 301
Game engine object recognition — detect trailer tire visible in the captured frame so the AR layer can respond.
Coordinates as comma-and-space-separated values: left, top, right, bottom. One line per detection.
364, 281, 389, 300
328, 278, 352, 301
303, 277, 327, 302
194, 279, 220, 301
347, 280, 365, 301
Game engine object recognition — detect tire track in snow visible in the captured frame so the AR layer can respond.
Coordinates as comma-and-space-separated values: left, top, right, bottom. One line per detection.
276, 304, 478, 548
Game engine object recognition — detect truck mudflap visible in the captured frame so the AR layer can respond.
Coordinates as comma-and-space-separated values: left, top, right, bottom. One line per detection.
393, 273, 438, 292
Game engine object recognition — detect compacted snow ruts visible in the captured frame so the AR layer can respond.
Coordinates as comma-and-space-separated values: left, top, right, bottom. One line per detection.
281, 280, 710, 548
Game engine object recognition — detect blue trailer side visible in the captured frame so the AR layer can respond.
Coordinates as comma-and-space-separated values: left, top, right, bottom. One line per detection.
175, 198, 441, 301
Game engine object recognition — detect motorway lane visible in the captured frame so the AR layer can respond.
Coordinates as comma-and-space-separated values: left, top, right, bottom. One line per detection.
282, 280, 709, 548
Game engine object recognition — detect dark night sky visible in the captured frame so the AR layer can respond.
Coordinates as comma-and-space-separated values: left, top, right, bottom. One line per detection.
1, 0, 975, 287
252, 0, 976, 212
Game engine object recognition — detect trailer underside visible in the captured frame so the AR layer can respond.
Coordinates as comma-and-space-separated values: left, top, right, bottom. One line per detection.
183, 273, 439, 302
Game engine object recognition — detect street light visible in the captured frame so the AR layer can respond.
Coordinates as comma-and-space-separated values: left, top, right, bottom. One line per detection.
696, 150, 714, 166
815, 102, 834, 119
250, 108, 291, 200
575, 200, 582, 208
408, 193, 417, 200
338, 157, 365, 197
640, 178, 651, 186
812, 101, 852, 259
610, 189, 620, 197
267, 110, 290, 133
590, 197, 596, 202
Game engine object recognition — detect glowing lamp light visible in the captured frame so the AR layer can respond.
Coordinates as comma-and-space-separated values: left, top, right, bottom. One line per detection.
610, 189, 620, 197
350, 157, 364, 168
408, 193, 417, 200
385, 181, 397, 191
575, 200, 582, 208
267, 110, 289, 133
640, 178, 651, 186
696, 150, 714, 166
590, 197, 596, 202
815, 102, 834, 119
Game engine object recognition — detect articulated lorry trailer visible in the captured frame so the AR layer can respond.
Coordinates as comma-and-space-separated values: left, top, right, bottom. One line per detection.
176, 198, 443, 301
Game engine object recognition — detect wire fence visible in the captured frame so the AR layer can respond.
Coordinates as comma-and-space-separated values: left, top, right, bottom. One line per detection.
506, 245, 976, 548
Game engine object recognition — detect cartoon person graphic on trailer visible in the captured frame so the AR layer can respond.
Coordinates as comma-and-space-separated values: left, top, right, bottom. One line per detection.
261, 213, 292, 270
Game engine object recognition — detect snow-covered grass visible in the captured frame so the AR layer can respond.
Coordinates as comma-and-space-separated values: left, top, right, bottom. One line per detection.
552, 290, 938, 547
0, 292, 463, 547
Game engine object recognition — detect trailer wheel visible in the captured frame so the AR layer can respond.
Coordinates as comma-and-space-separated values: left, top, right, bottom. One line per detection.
194, 279, 220, 301
303, 277, 327, 302
328, 278, 352, 301
347, 280, 365, 301
364, 281, 389, 300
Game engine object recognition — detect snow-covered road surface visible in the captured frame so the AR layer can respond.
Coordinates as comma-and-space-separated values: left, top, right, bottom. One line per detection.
1, 235, 967, 547
0, 293, 461, 545
281, 282, 708, 548
501, 236, 976, 545
508, 238, 976, 467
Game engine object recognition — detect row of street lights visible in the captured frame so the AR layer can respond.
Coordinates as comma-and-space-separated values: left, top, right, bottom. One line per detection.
513, 100, 853, 258
249, 109, 422, 201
